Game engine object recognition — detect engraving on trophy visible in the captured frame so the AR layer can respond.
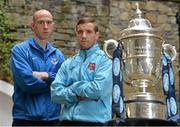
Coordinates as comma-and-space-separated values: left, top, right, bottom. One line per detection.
134, 46, 152, 55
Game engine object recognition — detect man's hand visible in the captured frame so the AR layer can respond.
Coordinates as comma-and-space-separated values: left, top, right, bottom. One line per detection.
76, 95, 95, 101
33, 71, 48, 80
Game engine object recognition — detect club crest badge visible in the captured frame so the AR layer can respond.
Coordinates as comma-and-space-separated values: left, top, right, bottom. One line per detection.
51, 58, 58, 65
88, 63, 96, 70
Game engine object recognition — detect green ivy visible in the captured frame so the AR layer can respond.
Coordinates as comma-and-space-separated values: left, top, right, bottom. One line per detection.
0, 0, 15, 82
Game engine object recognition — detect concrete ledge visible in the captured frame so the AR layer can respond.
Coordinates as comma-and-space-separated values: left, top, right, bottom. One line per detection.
0, 80, 13, 126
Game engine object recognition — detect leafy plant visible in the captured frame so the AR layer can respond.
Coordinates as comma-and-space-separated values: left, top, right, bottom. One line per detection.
0, 0, 15, 82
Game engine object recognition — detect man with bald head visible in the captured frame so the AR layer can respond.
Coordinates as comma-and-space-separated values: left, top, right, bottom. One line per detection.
11, 9, 64, 126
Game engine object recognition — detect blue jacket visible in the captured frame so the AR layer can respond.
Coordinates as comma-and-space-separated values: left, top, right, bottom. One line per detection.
11, 37, 64, 121
51, 43, 112, 123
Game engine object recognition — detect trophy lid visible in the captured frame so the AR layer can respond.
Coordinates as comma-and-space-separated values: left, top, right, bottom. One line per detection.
120, 3, 163, 40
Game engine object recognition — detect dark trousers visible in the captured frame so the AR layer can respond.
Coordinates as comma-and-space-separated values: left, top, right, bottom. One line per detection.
60, 120, 104, 126
12, 118, 60, 126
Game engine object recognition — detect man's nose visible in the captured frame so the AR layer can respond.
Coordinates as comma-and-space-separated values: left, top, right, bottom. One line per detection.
43, 22, 48, 29
82, 32, 87, 38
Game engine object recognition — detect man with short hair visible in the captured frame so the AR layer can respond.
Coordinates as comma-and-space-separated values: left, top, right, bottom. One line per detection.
11, 9, 64, 126
51, 17, 112, 126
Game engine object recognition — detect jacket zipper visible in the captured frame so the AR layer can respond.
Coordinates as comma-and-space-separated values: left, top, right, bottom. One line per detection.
72, 51, 87, 120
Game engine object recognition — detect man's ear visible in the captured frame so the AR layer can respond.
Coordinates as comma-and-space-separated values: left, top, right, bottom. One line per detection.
95, 32, 100, 40
52, 22, 55, 31
31, 21, 34, 31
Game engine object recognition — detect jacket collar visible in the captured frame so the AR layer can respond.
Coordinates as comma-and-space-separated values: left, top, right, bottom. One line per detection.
28, 36, 56, 55
79, 43, 100, 57
69, 43, 100, 70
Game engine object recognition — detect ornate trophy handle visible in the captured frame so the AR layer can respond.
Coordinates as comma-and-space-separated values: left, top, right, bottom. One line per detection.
104, 39, 119, 59
162, 43, 177, 61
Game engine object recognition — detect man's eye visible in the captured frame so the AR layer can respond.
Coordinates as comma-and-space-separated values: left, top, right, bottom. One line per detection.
38, 21, 44, 24
77, 31, 83, 34
47, 21, 52, 24
87, 30, 92, 34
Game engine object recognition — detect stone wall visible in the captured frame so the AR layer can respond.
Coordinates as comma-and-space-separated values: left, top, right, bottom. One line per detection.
4, 0, 180, 111
5, 0, 179, 56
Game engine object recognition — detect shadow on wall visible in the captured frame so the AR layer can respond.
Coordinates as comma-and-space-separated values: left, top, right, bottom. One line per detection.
0, 80, 13, 126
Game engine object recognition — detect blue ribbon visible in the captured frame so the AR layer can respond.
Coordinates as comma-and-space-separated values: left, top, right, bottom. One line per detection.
112, 43, 124, 120
162, 51, 178, 119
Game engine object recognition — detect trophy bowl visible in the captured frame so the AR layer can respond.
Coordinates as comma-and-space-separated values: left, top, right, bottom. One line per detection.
120, 35, 162, 88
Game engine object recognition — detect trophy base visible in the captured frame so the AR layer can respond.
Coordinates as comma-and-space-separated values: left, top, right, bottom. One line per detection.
124, 92, 166, 120
106, 118, 178, 126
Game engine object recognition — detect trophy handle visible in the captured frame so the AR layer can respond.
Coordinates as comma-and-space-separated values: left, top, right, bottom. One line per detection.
104, 39, 119, 59
162, 43, 177, 61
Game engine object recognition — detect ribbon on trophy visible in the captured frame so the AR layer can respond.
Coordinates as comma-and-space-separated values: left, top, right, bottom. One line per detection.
162, 51, 178, 119
112, 42, 124, 121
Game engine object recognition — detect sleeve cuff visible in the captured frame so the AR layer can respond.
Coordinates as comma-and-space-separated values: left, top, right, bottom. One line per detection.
46, 72, 56, 84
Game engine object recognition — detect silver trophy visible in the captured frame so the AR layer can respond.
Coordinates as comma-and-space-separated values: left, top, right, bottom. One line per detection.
104, 3, 177, 120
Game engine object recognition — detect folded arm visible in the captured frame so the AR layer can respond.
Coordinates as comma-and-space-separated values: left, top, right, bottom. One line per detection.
11, 47, 50, 94
71, 58, 112, 100
51, 62, 78, 104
